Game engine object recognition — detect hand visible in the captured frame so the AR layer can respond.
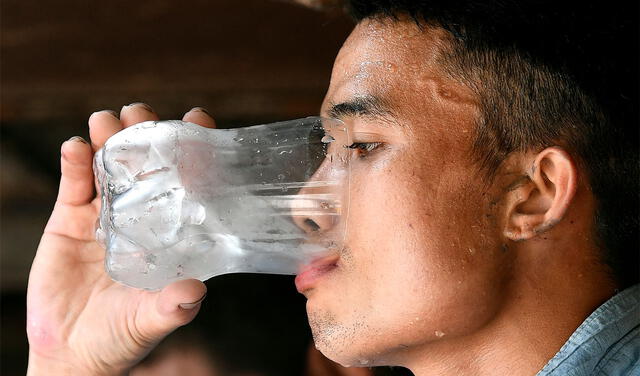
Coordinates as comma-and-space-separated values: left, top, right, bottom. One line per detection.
26, 103, 217, 375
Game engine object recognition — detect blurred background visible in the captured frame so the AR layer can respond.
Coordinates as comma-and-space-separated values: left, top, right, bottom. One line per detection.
1, 1, 412, 375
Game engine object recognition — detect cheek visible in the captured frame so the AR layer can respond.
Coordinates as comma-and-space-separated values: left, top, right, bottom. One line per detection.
345, 151, 509, 331
340, 157, 441, 314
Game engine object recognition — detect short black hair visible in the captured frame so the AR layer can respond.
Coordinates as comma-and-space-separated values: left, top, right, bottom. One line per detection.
345, 0, 639, 288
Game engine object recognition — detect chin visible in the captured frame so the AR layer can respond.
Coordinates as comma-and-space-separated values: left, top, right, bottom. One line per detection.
307, 308, 396, 367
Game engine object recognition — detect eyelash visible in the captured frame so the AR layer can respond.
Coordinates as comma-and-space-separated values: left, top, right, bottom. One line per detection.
346, 142, 383, 158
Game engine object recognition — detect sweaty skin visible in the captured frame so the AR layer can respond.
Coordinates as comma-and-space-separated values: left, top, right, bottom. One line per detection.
301, 17, 616, 375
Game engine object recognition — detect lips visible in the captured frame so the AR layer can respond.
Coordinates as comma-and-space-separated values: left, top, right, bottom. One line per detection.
295, 255, 339, 293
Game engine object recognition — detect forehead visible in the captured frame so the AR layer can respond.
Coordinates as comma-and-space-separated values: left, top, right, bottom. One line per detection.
323, 18, 450, 110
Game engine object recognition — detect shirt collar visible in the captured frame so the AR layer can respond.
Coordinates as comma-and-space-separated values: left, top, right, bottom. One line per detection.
537, 284, 640, 375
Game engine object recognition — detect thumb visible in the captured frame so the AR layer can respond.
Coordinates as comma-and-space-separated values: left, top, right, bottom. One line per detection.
138, 279, 207, 343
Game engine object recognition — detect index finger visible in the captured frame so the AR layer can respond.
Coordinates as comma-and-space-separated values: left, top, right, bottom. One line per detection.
182, 107, 217, 129
88, 110, 124, 152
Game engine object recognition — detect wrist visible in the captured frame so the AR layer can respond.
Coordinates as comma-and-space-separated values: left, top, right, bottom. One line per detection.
27, 351, 127, 376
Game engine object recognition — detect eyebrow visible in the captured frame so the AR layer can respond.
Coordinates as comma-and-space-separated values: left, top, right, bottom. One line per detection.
326, 95, 398, 124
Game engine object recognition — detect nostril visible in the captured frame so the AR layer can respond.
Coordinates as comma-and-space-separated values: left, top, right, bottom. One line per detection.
304, 218, 321, 232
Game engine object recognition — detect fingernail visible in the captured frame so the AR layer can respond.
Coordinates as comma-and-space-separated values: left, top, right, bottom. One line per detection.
125, 102, 154, 112
67, 136, 88, 144
189, 107, 211, 116
179, 293, 206, 310
90, 110, 119, 120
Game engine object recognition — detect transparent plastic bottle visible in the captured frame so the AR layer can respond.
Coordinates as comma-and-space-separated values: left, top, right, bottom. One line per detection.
94, 117, 351, 290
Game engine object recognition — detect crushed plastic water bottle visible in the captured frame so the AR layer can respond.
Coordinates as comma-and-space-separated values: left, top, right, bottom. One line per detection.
94, 117, 351, 290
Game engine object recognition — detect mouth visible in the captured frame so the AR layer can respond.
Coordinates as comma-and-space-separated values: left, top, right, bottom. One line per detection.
295, 254, 339, 294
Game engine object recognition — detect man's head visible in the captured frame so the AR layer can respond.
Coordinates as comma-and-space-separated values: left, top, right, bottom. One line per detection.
297, 0, 638, 370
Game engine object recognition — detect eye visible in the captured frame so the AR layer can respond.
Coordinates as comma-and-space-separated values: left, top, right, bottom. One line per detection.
346, 142, 383, 158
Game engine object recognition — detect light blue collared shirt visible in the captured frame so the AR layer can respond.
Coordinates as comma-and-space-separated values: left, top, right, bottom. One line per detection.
537, 284, 640, 376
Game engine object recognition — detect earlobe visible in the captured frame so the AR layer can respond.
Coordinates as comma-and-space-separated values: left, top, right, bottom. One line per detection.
503, 147, 578, 241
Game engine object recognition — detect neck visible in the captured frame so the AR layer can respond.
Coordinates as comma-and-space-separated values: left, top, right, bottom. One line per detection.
405, 240, 617, 376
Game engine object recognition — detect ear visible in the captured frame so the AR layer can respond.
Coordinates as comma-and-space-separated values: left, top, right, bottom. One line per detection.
503, 147, 578, 241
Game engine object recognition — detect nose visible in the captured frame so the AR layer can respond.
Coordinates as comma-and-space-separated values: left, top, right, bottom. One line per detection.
290, 156, 344, 236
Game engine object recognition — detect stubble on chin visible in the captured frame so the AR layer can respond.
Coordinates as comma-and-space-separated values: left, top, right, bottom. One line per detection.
307, 309, 374, 366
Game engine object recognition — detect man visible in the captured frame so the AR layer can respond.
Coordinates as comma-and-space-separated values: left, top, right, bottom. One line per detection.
26, 1, 638, 375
